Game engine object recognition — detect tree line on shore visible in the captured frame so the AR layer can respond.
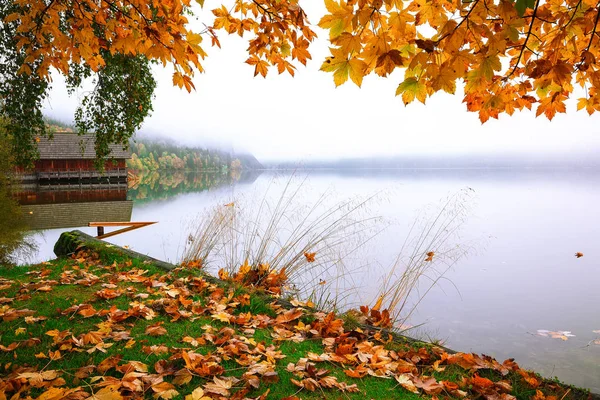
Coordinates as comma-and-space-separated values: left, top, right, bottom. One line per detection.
126, 138, 262, 172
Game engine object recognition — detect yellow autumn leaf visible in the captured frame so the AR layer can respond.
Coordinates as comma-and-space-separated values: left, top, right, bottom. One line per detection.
185, 387, 211, 400
577, 97, 595, 115
37, 388, 69, 400
396, 77, 428, 104
478, 55, 502, 81
395, 374, 419, 393
89, 386, 124, 400
239, 259, 251, 274
319, 0, 351, 38
320, 52, 367, 87
172, 72, 184, 89
212, 311, 232, 323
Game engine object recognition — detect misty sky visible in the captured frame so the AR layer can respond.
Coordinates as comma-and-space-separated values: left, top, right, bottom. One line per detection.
42, 2, 600, 162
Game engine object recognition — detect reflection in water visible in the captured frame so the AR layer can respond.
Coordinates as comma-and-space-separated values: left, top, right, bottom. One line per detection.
126, 169, 259, 203
14, 183, 132, 231
0, 186, 37, 264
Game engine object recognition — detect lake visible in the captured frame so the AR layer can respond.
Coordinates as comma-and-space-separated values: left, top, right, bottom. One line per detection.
13, 168, 600, 392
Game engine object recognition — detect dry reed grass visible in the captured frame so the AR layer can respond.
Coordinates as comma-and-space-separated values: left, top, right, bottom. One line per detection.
372, 187, 477, 330
182, 175, 385, 304
183, 178, 479, 325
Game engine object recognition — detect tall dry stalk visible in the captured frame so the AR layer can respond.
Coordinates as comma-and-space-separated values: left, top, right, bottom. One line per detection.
182, 203, 235, 268
373, 188, 477, 330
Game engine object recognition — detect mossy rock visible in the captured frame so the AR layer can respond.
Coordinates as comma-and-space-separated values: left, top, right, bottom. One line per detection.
53, 231, 82, 256
54, 230, 176, 271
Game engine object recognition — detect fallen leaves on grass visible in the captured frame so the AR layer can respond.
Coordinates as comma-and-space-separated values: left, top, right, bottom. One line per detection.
0, 249, 584, 400
288, 359, 359, 393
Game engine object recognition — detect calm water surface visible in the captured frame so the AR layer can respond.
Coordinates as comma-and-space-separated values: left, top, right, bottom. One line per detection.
19, 169, 600, 391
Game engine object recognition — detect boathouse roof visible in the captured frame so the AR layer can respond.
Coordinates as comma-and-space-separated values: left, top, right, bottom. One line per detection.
37, 133, 130, 160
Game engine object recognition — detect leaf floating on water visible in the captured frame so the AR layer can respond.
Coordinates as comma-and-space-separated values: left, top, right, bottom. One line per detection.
575, 252, 584, 258
536, 330, 575, 340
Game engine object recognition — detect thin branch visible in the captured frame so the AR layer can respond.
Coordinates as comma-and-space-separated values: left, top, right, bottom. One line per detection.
584, 1, 600, 53
252, 0, 279, 21
436, 0, 480, 44
35, 0, 58, 31
564, 0, 583, 29
358, 7, 378, 37
122, 0, 158, 25
101, 0, 174, 53
505, 0, 540, 79
482, 0, 492, 14
528, 31, 543, 42
527, 16, 556, 23
73, 1, 97, 25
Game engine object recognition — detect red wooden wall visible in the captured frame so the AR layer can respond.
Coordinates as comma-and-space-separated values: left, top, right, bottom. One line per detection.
15, 159, 126, 173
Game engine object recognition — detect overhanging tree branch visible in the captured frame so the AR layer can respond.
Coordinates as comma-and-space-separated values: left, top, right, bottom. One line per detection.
584, 1, 600, 53
505, 0, 540, 79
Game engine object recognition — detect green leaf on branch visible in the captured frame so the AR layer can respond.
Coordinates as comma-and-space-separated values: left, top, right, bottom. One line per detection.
514, 0, 535, 17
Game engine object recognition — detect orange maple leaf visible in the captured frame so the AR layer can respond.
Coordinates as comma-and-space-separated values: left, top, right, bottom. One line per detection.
304, 252, 316, 262
425, 251, 435, 262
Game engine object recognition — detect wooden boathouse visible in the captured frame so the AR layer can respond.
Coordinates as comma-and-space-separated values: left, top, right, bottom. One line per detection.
16, 133, 130, 183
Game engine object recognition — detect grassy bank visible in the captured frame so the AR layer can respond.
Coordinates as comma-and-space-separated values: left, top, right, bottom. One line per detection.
0, 240, 594, 400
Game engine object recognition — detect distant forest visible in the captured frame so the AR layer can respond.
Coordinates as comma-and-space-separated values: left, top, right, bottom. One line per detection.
127, 138, 263, 172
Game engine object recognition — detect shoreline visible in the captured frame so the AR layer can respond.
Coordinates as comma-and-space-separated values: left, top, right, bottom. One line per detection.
0, 231, 597, 399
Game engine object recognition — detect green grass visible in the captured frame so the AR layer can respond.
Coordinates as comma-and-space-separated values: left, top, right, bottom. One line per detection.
234, 292, 277, 317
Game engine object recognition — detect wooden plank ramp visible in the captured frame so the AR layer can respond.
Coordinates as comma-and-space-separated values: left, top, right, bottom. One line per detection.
88, 221, 157, 239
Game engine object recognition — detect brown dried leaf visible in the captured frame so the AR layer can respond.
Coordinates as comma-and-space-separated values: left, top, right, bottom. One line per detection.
395, 374, 419, 393
275, 308, 304, 324
204, 377, 233, 396
145, 322, 167, 336
413, 376, 443, 395
152, 382, 179, 399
